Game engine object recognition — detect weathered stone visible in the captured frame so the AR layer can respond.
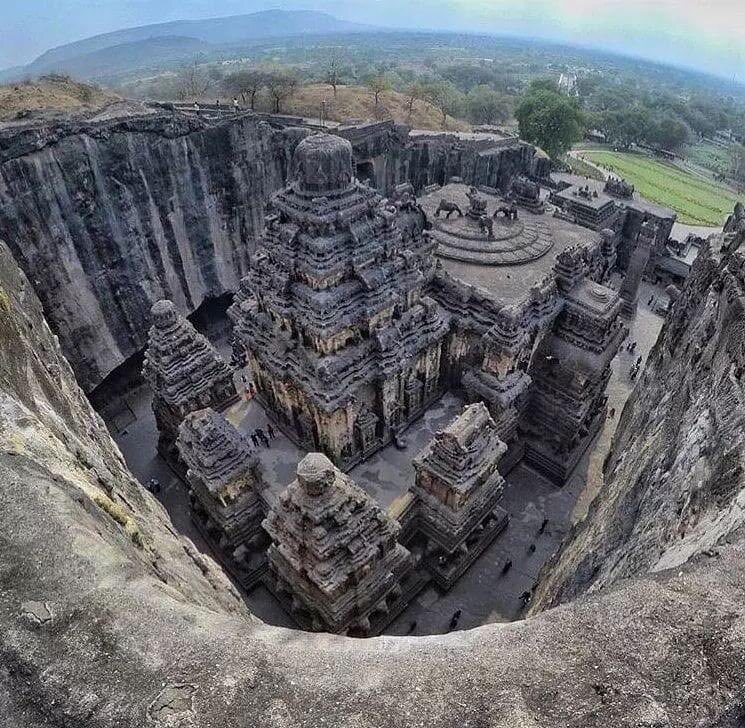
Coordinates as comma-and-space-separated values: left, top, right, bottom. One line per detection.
619, 218, 657, 316
524, 275, 625, 484
231, 133, 450, 468
2, 238, 745, 727
532, 233, 745, 610
407, 403, 510, 587
177, 408, 267, 587
0, 113, 540, 392
142, 299, 237, 461
263, 452, 414, 635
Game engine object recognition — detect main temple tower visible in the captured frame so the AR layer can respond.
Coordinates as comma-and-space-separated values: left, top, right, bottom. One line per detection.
231, 133, 450, 468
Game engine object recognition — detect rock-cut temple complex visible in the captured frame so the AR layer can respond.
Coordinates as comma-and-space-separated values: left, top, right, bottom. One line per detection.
140, 128, 661, 634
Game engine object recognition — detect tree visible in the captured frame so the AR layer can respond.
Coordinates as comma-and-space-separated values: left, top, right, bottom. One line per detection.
528, 77, 561, 95
265, 70, 299, 114
174, 60, 212, 101
224, 69, 266, 110
324, 50, 346, 98
646, 115, 691, 151
601, 107, 652, 148
367, 73, 391, 109
404, 82, 425, 123
424, 80, 464, 130
515, 88, 585, 159
465, 85, 511, 126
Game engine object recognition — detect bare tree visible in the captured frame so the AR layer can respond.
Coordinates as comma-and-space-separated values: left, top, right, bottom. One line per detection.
367, 73, 391, 111
325, 50, 346, 98
175, 60, 212, 101
425, 80, 464, 130
266, 70, 299, 114
404, 82, 424, 123
224, 69, 266, 110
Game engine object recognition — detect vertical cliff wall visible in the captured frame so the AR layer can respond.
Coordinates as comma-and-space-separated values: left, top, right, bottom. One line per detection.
532, 237, 745, 610
0, 113, 297, 390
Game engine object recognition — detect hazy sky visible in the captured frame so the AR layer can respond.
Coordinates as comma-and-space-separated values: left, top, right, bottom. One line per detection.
3, 0, 744, 79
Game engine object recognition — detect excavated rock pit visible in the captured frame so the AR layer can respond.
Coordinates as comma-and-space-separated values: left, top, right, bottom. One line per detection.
2, 108, 745, 726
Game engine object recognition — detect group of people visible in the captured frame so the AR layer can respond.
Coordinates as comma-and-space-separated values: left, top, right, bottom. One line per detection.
192, 98, 242, 112
241, 373, 257, 399
250, 424, 275, 449
629, 356, 643, 381
623, 338, 643, 380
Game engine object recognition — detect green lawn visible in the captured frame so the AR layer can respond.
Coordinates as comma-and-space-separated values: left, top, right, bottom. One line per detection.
683, 141, 731, 176
581, 150, 742, 226
562, 154, 605, 181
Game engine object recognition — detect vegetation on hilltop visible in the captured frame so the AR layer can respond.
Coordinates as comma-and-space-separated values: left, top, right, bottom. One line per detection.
0, 74, 119, 121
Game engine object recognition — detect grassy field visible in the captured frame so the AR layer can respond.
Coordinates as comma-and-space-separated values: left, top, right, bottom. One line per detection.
582, 150, 742, 226
562, 154, 605, 181
683, 140, 731, 176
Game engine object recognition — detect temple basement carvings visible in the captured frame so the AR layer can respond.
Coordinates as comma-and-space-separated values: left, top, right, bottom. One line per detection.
263, 453, 418, 636
142, 300, 238, 464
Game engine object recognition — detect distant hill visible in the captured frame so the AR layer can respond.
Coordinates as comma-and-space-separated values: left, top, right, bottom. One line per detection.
30, 36, 214, 81
18, 10, 373, 79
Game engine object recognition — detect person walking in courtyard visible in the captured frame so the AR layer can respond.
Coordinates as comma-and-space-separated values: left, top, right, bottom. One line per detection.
447, 609, 462, 632
256, 428, 269, 448
267, 422, 276, 439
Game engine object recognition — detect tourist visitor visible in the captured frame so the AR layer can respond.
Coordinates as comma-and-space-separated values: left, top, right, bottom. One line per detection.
448, 609, 462, 632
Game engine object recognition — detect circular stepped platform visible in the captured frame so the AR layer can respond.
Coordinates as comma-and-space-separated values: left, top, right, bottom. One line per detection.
433, 219, 554, 265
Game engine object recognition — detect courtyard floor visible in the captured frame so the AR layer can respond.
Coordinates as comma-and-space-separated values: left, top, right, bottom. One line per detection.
98, 279, 665, 635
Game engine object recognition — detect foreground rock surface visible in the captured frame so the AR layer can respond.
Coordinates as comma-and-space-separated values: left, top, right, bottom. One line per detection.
532, 237, 745, 610
2, 222, 745, 726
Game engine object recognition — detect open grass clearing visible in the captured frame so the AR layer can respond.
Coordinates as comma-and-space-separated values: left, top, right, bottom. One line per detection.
582, 150, 742, 226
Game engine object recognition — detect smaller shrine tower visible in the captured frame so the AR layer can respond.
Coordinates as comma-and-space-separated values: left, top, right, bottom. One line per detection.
263, 453, 415, 635
142, 300, 237, 463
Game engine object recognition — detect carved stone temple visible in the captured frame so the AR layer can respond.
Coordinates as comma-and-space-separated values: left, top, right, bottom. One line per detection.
230, 133, 450, 469
177, 408, 267, 588
142, 300, 237, 462
523, 248, 625, 482
139, 128, 675, 632
263, 453, 416, 635
406, 403, 510, 588
619, 218, 657, 316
